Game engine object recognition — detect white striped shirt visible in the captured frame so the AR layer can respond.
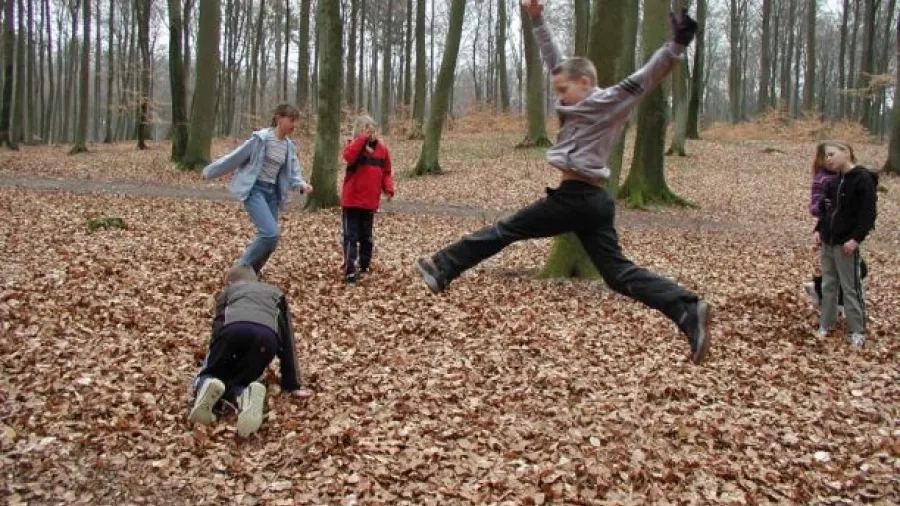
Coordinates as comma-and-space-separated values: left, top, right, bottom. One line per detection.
257, 137, 289, 183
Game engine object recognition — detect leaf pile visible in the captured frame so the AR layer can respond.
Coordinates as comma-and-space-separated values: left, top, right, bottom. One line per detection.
1, 163, 898, 505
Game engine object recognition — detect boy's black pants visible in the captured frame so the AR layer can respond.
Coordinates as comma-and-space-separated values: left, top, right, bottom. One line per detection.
342, 208, 375, 276
432, 180, 698, 327
195, 322, 278, 402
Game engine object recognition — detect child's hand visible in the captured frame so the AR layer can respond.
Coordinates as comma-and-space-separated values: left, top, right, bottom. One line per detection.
521, 0, 543, 20
669, 9, 698, 46
813, 231, 822, 248
384, 192, 394, 202
299, 184, 313, 194
842, 239, 858, 255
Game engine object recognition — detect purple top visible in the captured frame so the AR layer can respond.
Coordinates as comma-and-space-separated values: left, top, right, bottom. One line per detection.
809, 167, 837, 217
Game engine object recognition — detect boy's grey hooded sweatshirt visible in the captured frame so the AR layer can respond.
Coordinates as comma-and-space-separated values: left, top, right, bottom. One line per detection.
532, 16, 684, 182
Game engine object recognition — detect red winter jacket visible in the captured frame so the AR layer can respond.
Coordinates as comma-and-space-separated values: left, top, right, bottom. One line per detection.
341, 134, 395, 210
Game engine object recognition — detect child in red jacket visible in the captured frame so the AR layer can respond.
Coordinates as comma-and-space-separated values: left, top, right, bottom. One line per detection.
341, 115, 396, 284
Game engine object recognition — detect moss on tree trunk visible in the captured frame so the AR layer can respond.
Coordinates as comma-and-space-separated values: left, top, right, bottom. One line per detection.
539, 232, 600, 280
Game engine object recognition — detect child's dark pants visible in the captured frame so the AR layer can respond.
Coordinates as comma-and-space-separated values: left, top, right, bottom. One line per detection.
432, 180, 699, 327
195, 322, 278, 402
342, 208, 376, 276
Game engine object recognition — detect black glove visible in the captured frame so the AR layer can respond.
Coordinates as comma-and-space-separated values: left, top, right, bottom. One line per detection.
669, 9, 698, 46
366, 136, 378, 149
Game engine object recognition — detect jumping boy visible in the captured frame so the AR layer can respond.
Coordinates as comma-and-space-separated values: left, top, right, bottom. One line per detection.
189, 265, 311, 437
415, 1, 712, 363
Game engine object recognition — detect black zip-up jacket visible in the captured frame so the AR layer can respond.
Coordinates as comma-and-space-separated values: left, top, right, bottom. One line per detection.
210, 290, 302, 391
815, 166, 878, 246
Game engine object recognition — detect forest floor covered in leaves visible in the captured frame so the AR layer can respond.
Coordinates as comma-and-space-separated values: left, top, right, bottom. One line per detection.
1, 126, 898, 505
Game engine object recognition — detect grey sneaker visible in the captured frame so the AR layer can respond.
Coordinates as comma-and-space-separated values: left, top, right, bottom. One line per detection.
848, 332, 865, 349
236, 382, 266, 437
683, 301, 712, 364
813, 327, 830, 340
415, 258, 448, 294
189, 378, 226, 425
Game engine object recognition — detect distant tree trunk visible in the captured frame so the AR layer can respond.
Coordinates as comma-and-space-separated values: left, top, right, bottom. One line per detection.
859, 0, 876, 129
884, 12, 900, 174
305, 0, 342, 210
619, 0, 690, 208
70, 0, 90, 153
403, 0, 412, 109
803, 0, 816, 111
758, 0, 772, 112
11, 0, 25, 145
665, 0, 690, 157
135, 0, 151, 149
296, 0, 311, 113
410, 0, 426, 137
728, 0, 742, 123
411, 0, 466, 175
103, 0, 114, 142
381, 0, 393, 133
496, 0, 510, 112
182, 0, 220, 169
686, 0, 706, 138
282, 0, 289, 100
516, 6, 550, 147
847, 0, 860, 118
838, 0, 849, 118
573, 0, 589, 57
27, 0, 37, 143
346, 0, 358, 109
249, 0, 265, 124
168, 0, 188, 160
357, 0, 365, 111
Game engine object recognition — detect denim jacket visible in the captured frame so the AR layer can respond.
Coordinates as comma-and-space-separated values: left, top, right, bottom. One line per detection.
202, 128, 307, 206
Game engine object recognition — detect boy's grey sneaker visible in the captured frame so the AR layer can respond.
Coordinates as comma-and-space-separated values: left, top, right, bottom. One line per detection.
813, 326, 830, 340
684, 301, 712, 364
189, 378, 226, 425
236, 382, 266, 438
415, 258, 448, 294
849, 332, 865, 349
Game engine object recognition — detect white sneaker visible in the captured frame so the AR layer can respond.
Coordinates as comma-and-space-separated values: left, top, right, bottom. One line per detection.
803, 282, 821, 309
838, 305, 845, 318
236, 382, 266, 437
189, 378, 226, 425
813, 327, 830, 340
849, 333, 865, 349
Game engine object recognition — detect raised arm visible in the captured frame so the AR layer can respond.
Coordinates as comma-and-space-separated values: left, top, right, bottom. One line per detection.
522, 1, 562, 71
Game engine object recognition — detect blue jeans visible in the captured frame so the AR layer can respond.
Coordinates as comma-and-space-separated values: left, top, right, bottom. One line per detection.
239, 181, 280, 273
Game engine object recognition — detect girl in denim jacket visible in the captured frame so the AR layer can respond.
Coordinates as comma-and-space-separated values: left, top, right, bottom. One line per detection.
202, 104, 313, 273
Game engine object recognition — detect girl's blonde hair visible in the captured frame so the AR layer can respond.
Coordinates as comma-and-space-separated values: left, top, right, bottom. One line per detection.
353, 115, 377, 136
813, 140, 857, 175
271, 103, 300, 127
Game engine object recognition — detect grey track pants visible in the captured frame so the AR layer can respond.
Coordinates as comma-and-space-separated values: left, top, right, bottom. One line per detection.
820, 245, 866, 334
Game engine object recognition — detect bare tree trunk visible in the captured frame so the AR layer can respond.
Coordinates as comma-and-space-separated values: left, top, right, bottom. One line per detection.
103, 0, 113, 142
573, 0, 589, 57
411, 0, 426, 136
859, 0, 877, 129
884, 10, 900, 174
70, 0, 90, 153
135, 0, 151, 149
497, 0, 510, 112
26, 0, 36, 142
346, 0, 357, 109
249, 0, 264, 124
803, 0, 816, 111
847, 0, 860, 118
296, 0, 310, 114
282, 0, 289, 101
0, 0, 15, 148
305, 0, 343, 210
182, 0, 220, 169
687, 0, 706, 138
838, 0, 849, 118
728, 0, 742, 123
411, 0, 467, 175
381, 0, 393, 132
758, 0, 772, 112
403, 0, 412, 108
168, 0, 189, 160
11, 0, 25, 144
357, 0, 365, 111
